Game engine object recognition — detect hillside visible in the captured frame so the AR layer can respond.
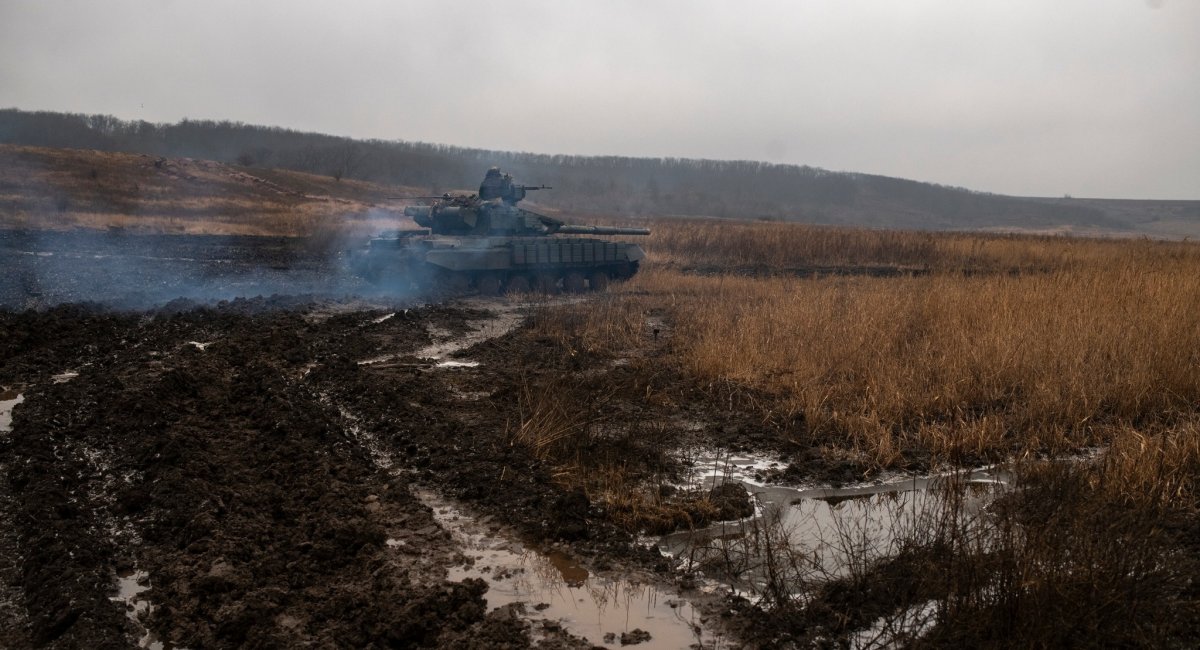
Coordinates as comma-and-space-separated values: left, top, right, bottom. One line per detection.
2, 108, 1198, 236
0, 144, 412, 236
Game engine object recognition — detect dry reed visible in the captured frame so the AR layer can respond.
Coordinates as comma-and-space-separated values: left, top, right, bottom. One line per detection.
552, 220, 1200, 465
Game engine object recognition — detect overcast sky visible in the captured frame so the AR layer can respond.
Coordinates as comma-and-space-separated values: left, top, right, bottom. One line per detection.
1, 0, 1197, 199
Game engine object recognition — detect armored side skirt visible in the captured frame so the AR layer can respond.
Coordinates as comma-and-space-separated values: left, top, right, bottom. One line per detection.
511, 240, 643, 266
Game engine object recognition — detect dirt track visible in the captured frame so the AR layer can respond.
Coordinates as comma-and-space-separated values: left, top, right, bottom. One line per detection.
1, 230, 871, 648
0, 290, 754, 647
5, 286, 736, 645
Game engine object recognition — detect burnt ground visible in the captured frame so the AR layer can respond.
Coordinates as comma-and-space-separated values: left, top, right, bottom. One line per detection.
0, 231, 809, 649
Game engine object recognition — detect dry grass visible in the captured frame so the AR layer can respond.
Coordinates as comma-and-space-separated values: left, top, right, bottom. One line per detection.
0, 144, 412, 236
661, 264, 1199, 461
544, 220, 1200, 466
927, 441, 1200, 646
520, 219, 1200, 645
642, 216, 1200, 272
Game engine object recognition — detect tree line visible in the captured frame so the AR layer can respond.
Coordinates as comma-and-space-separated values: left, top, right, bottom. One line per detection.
0, 108, 1118, 230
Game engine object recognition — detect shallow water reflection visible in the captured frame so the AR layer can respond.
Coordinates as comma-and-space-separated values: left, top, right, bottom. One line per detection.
0, 391, 24, 434
419, 491, 724, 648
661, 458, 1010, 586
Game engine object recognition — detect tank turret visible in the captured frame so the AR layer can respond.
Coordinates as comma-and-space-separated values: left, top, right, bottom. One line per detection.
401, 186, 649, 238
352, 168, 649, 295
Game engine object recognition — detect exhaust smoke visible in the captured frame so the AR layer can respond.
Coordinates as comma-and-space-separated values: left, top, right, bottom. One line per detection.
0, 227, 421, 311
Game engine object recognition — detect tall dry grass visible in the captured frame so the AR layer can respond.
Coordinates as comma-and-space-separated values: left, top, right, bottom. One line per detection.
549, 220, 1200, 465
658, 264, 1199, 461
0, 144, 410, 236
643, 217, 1200, 273
530, 219, 1200, 645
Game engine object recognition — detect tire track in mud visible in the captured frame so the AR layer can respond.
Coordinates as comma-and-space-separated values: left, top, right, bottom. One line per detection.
314, 301, 733, 647
1, 297, 738, 648
0, 304, 549, 648
6, 374, 139, 648
1, 388, 34, 649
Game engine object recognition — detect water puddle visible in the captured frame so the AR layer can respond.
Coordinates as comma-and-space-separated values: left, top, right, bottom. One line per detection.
661, 449, 1011, 587
186, 341, 212, 351
417, 490, 725, 648
850, 598, 938, 649
0, 390, 23, 434
110, 568, 177, 649
360, 301, 524, 368
112, 569, 151, 615
435, 360, 480, 369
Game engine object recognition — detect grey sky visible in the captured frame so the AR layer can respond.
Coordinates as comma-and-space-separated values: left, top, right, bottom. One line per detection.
1, 0, 1197, 199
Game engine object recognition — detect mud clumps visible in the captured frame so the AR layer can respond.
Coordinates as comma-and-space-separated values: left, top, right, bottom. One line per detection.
708, 482, 755, 521
549, 488, 591, 541
0, 303, 549, 648
0, 282, 781, 647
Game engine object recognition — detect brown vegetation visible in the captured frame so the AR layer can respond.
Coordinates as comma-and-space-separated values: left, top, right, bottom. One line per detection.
12, 109, 1200, 235
523, 218, 1200, 645
555, 219, 1200, 467
0, 144, 410, 236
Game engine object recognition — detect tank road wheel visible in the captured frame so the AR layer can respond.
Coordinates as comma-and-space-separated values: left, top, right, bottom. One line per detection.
505, 275, 532, 294
614, 261, 639, 280
434, 270, 470, 294
357, 264, 383, 285
476, 272, 501, 296
534, 273, 559, 294
588, 271, 610, 292
564, 271, 587, 294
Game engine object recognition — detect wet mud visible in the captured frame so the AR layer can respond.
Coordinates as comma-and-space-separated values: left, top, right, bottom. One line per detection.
0, 231, 1067, 648
0, 287, 686, 646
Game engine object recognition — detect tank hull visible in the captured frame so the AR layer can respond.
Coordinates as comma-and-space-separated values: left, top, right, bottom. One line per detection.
351, 233, 644, 294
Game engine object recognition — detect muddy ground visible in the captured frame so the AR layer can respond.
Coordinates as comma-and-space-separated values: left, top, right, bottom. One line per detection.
0, 231, 828, 649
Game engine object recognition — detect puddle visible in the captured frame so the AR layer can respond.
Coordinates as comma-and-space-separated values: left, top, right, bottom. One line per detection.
360, 301, 525, 368
186, 341, 212, 351
435, 360, 480, 368
0, 391, 23, 434
662, 450, 1010, 588
417, 491, 725, 648
415, 302, 524, 363
110, 568, 176, 649
850, 598, 938, 649
112, 569, 151, 612
52, 370, 79, 383
676, 448, 789, 491
371, 312, 396, 324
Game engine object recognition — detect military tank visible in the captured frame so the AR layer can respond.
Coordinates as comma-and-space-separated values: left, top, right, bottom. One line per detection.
351, 168, 650, 295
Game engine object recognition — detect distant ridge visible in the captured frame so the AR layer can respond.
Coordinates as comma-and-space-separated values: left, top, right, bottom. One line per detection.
2, 108, 1197, 236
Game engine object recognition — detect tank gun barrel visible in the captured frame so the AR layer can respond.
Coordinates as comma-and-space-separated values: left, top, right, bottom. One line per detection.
387, 194, 452, 200
555, 225, 651, 236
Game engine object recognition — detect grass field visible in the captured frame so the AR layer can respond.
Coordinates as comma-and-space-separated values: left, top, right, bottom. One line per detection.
560, 219, 1200, 466
526, 219, 1200, 644
0, 144, 412, 235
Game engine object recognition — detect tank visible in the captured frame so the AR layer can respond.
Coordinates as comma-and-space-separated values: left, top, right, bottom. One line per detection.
351, 169, 650, 295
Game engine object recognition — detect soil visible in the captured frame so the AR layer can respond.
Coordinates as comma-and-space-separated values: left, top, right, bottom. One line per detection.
0, 230, 801, 649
